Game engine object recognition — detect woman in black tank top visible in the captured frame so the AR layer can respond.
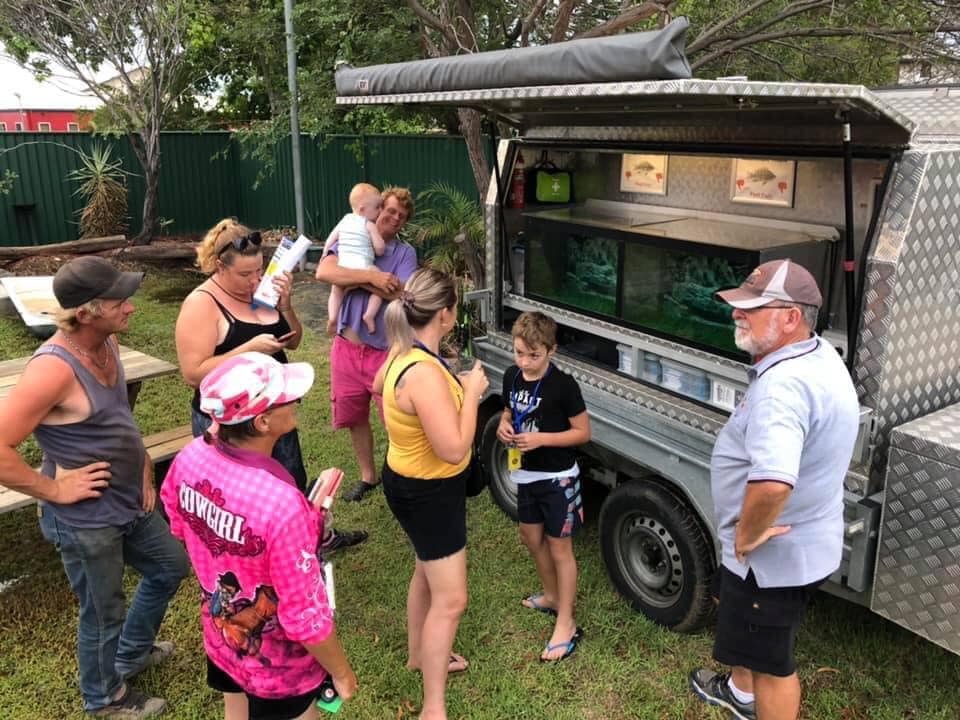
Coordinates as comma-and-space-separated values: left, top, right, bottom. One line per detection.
175, 219, 308, 489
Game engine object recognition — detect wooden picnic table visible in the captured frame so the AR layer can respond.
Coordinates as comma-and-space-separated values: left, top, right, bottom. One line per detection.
0, 345, 181, 514
0, 344, 177, 403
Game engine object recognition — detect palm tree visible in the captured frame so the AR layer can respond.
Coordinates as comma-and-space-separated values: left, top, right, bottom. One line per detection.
406, 182, 485, 289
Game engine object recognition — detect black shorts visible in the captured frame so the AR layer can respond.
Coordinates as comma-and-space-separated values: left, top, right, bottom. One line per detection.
712, 566, 825, 677
206, 658, 322, 720
382, 463, 467, 561
517, 475, 584, 538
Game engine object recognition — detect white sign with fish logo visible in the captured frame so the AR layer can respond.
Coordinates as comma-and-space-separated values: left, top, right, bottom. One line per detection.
620, 153, 669, 195
730, 158, 796, 207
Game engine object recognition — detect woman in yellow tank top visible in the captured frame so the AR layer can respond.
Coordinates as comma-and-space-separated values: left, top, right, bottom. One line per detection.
372, 267, 488, 720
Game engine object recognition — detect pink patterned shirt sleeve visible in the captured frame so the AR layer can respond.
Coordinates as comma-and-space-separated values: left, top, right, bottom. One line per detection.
268, 505, 334, 645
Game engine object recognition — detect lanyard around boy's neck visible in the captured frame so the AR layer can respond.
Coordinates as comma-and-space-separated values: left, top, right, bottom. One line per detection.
510, 365, 551, 433
413, 340, 461, 386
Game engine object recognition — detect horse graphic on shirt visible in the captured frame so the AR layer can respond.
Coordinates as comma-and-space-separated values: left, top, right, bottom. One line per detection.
205, 572, 278, 665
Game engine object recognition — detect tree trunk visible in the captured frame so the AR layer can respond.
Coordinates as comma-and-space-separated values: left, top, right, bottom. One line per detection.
454, 231, 485, 289
0, 235, 127, 260
106, 244, 197, 261
130, 125, 161, 246
458, 108, 490, 201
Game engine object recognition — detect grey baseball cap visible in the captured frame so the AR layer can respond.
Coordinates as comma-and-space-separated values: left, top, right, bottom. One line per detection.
53, 256, 144, 309
715, 259, 822, 309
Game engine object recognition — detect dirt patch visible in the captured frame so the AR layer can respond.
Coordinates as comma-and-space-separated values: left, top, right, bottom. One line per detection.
291, 270, 331, 335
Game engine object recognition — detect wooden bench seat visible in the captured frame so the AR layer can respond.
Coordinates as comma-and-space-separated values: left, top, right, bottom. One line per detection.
145, 424, 194, 464
0, 424, 193, 515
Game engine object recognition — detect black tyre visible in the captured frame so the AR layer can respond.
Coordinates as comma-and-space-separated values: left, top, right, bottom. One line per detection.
599, 479, 716, 632
480, 414, 519, 521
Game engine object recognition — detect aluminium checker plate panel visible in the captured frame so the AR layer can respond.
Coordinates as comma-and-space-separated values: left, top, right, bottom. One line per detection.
873, 405, 960, 655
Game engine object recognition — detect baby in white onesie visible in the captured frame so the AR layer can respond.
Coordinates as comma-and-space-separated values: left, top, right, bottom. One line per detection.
322, 182, 386, 335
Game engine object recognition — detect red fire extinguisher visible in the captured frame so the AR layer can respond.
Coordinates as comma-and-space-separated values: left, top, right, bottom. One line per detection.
509, 153, 526, 209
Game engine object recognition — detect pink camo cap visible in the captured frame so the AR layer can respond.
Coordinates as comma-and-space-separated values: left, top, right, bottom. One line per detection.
199, 352, 314, 425
716, 259, 822, 309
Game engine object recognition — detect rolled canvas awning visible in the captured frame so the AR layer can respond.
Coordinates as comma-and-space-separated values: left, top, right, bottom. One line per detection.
334, 16, 917, 150
335, 17, 692, 97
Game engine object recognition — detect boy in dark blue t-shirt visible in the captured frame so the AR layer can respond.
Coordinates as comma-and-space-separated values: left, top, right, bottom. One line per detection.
497, 311, 591, 662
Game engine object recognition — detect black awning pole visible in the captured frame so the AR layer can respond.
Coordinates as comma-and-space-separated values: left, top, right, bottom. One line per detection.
841, 115, 857, 370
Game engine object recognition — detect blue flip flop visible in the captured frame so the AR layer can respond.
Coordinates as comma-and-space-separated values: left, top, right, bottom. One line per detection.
540, 626, 584, 663
522, 594, 558, 617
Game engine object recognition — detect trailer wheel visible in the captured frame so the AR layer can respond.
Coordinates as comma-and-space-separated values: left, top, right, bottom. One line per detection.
599, 479, 715, 633
480, 414, 519, 521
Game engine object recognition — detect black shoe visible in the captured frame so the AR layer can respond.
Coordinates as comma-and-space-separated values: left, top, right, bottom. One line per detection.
342, 480, 378, 503
319, 528, 369, 554
689, 668, 756, 720
90, 685, 166, 718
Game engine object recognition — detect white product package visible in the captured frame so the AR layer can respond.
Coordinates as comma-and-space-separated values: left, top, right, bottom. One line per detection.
253, 234, 313, 308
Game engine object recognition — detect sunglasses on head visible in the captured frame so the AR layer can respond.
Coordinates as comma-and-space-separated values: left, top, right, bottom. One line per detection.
218, 231, 262, 256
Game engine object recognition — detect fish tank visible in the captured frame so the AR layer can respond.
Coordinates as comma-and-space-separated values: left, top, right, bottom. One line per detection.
521, 203, 834, 360
526, 232, 619, 317
622, 245, 750, 356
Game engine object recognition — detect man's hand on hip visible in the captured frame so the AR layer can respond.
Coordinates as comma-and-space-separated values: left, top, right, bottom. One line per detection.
734, 522, 791, 563
53, 461, 111, 503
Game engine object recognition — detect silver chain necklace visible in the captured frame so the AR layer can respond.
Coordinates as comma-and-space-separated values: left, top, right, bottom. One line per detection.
61, 332, 111, 370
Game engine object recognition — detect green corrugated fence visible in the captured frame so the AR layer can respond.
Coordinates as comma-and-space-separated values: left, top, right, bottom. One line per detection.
0, 132, 481, 246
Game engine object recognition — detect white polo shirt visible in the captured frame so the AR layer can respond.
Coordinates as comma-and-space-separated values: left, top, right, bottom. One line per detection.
710, 335, 859, 588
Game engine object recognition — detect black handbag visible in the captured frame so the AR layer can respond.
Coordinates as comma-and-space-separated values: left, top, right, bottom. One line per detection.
465, 451, 488, 497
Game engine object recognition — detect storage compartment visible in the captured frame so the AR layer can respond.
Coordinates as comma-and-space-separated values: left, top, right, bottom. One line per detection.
660, 358, 710, 401
616, 343, 641, 377
642, 352, 662, 384
873, 404, 960, 655
522, 199, 837, 360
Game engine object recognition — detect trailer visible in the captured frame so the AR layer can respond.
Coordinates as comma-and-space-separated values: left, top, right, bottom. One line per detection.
336, 23, 960, 654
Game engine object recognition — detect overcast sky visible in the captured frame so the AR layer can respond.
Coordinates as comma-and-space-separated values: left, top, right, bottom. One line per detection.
0, 52, 102, 110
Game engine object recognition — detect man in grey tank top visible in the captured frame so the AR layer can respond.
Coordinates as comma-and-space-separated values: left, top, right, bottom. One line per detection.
689, 260, 859, 720
0, 257, 189, 718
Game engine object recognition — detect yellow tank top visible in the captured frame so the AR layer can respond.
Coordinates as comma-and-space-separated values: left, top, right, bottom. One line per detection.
384, 347, 469, 479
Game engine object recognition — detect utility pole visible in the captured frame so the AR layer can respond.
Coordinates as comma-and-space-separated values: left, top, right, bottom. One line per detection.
284, 0, 305, 238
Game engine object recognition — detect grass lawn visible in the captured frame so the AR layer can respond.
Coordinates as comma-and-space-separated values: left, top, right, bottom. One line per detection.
1, 269, 959, 719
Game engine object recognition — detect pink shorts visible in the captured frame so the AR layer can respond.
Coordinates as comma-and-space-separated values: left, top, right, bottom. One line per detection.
330, 335, 387, 429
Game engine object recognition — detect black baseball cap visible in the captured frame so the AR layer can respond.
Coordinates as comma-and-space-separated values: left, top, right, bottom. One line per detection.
53, 256, 144, 309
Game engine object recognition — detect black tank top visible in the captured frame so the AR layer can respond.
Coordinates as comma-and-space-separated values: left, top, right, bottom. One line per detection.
190, 290, 291, 411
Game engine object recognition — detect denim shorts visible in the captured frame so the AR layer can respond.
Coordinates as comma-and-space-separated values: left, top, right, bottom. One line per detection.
517, 475, 584, 538
207, 658, 322, 720
712, 566, 825, 677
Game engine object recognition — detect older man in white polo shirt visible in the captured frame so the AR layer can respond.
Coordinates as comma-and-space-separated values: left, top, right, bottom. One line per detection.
689, 260, 859, 720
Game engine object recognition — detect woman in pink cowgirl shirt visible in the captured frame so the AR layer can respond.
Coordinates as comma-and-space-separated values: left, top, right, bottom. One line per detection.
161, 352, 357, 720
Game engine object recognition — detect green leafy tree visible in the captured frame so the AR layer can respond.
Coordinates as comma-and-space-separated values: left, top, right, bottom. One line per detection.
0, 0, 197, 243
183, 0, 433, 138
